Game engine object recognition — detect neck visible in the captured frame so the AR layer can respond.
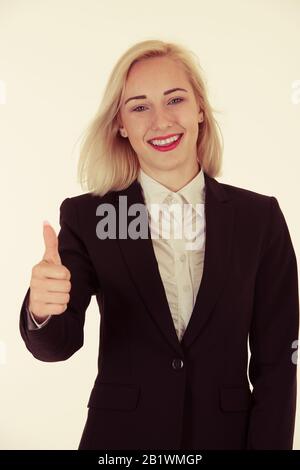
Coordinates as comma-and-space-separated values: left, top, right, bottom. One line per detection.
140, 160, 201, 192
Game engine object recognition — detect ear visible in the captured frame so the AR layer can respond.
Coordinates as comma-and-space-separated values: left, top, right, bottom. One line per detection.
198, 110, 204, 123
119, 128, 127, 137
116, 113, 127, 137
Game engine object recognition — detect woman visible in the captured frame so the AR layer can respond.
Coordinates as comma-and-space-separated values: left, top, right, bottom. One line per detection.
19, 39, 299, 450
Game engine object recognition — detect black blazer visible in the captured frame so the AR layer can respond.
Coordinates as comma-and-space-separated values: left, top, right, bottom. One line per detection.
19, 172, 299, 450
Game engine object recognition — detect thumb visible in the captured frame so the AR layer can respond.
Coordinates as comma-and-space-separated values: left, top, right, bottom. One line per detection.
42, 220, 62, 265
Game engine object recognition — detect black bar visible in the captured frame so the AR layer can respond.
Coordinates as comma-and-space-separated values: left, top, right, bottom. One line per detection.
0, 450, 300, 466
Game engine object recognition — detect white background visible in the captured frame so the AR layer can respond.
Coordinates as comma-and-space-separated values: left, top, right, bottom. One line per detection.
0, 0, 299, 449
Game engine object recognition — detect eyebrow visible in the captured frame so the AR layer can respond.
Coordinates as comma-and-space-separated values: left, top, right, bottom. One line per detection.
124, 87, 188, 105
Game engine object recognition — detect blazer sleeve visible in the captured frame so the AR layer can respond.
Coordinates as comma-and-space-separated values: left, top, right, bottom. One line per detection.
19, 197, 99, 362
246, 196, 299, 449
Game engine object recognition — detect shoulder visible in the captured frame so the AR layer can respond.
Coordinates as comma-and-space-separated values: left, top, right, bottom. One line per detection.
219, 179, 272, 204
207, 175, 288, 237
205, 173, 276, 216
214, 177, 292, 243
68, 191, 114, 205
210, 177, 296, 266
59, 191, 115, 213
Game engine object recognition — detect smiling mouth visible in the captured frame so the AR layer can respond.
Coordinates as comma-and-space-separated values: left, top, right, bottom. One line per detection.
148, 133, 184, 152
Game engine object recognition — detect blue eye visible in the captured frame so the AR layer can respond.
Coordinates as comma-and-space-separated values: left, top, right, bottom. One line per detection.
132, 97, 184, 112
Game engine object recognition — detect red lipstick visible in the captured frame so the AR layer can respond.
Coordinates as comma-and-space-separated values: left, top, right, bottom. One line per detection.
148, 133, 182, 141
148, 133, 184, 152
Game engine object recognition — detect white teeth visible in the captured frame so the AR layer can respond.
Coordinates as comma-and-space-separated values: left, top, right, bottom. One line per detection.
150, 134, 181, 146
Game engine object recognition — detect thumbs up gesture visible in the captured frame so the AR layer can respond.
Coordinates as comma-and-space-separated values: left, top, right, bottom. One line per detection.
28, 221, 71, 322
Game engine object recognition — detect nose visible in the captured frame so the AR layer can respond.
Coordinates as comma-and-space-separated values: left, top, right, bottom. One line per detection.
150, 107, 174, 130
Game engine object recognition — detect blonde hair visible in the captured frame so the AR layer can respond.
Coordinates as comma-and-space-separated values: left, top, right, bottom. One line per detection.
77, 39, 224, 197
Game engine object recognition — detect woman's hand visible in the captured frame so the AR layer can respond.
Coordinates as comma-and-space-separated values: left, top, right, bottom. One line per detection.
28, 222, 71, 322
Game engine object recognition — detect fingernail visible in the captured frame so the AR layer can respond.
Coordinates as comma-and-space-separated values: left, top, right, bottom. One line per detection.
43, 220, 51, 227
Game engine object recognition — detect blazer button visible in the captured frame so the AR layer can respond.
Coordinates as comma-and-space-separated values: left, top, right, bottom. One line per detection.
172, 358, 184, 370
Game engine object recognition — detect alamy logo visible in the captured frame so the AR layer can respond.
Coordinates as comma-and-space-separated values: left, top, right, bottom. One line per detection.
95, 196, 205, 251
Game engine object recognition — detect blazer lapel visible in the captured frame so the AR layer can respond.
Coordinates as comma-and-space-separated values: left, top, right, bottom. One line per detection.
181, 173, 235, 349
115, 180, 184, 356
115, 172, 235, 355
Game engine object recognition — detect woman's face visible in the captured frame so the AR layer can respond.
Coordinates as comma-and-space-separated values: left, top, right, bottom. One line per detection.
118, 56, 203, 178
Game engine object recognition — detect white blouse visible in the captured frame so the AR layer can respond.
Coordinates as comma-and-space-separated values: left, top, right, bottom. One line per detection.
137, 167, 206, 342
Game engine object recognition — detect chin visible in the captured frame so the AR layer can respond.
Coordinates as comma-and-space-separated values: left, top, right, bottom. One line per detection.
155, 157, 182, 167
